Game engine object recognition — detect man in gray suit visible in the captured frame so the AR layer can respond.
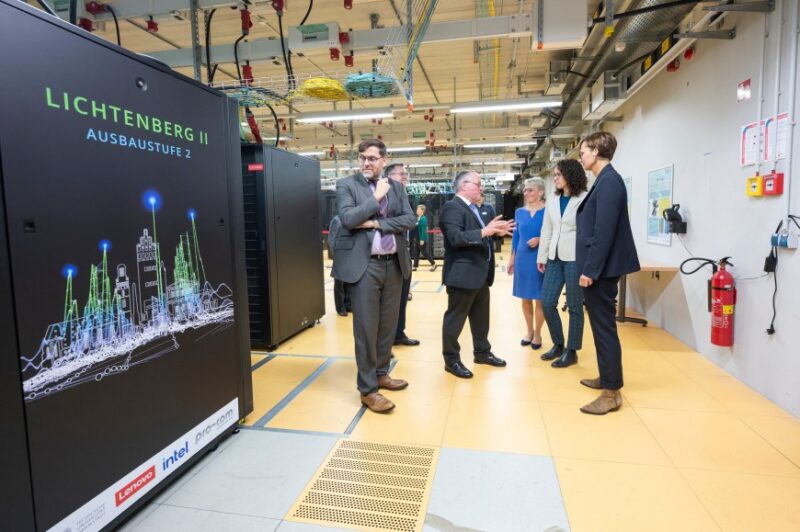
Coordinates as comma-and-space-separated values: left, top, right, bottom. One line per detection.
332, 139, 417, 413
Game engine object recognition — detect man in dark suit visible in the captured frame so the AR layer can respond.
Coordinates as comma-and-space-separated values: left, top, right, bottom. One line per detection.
333, 140, 417, 413
327, 215, 351, 316
384, 163, 421, 348
476, 191, 500, 254
440, 171, 515, 378
576, 131, 640, 415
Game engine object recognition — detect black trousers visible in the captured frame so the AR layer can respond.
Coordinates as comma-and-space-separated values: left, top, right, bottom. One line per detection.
333, 279, 351, 313
411, 236, 435, 268
395, 273, 411, 340
442, 283, 491, 364
583, 277, 623, 390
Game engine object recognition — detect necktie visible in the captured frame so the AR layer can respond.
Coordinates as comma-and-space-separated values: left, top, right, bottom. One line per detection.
470, 204, 486, 228
470, 204, 492, 260
369, 180, 395, 250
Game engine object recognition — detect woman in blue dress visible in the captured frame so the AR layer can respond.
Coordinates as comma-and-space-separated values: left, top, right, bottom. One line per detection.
507, 177, 547, 349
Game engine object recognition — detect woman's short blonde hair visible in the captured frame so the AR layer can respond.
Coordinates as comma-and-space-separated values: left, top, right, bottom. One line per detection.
524, 177, 546, 197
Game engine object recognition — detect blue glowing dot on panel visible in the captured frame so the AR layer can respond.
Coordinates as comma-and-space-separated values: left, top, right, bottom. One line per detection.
142, 189, 163, 211
187, 208, 197, 221
62, 264, 78, 279
98, 239, 112, 253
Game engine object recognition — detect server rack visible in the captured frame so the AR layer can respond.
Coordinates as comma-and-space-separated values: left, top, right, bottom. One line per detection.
0, 3, 252, 530
242, 145, 325, 350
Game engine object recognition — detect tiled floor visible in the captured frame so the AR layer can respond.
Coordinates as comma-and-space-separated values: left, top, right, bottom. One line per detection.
120, 254, 800, 531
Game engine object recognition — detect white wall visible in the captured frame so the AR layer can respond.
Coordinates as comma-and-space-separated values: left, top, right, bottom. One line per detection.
606, 3, 800, 416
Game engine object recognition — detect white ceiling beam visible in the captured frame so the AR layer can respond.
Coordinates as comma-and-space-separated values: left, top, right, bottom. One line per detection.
143, 14, 533, 68
59, 0, 270, 21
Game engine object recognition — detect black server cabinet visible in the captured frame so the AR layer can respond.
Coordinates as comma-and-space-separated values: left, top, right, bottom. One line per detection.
0, 2, 252, 530
242, 145, 325, 350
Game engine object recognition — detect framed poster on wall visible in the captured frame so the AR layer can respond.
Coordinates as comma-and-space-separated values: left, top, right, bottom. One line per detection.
623, 176, 633, 216
647, 165, 673, 246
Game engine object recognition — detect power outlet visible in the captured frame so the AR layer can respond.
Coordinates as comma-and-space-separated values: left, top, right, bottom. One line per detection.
771, 230, 799, 249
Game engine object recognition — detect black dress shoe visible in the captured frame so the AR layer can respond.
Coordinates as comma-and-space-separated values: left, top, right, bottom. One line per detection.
474, 353, 507, 367
336, 310, 348, 317
444, 361, 473, 378
551, 348, 577, 368
541, 344, 563, 361
393, 337, 420, 346
520, 338, 532, 346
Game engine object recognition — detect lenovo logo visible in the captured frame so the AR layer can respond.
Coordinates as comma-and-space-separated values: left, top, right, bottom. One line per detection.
115, 466, 156, 507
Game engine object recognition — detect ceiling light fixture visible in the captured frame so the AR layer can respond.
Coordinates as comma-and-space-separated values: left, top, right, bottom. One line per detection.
408, 163, 443, 168
450, 97, 562, 114
295, 108, 394, 124
470, 161, 524, 166
463, 140, 538, 149
297, 151, 325, 156
387, 146, 427, 153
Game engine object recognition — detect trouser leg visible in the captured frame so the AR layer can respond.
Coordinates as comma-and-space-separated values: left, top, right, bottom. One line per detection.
442, 286, 476, 365
584, 277, 623, 390
541, 259, 566, 346
468, 283, 492, 356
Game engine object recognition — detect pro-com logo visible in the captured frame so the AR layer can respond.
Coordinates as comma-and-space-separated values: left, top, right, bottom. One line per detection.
162, 441, 190, 471
115, 466, 156, 507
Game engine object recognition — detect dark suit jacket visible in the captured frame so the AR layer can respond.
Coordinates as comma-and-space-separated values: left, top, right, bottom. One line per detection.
478, 203, 496, 226
576, 164, 640, 280
332, 172, 416, 284
440, 196, 495, 290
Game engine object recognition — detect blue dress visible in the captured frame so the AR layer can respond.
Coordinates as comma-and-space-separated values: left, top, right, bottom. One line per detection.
512, 207, 545, 299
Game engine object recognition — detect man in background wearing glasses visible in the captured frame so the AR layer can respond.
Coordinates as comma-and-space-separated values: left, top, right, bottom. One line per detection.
384, 163, 422, 349
333, 140, 417, 413
440, 171, 515, 379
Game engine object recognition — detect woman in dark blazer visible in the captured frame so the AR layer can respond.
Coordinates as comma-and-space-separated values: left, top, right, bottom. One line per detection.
576, 131, 640, 415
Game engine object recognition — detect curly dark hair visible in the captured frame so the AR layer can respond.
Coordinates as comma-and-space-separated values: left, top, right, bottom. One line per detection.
555, 158, 588, 196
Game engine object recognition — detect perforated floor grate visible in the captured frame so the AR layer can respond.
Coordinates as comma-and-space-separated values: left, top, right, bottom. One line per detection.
285, 439, 439, 532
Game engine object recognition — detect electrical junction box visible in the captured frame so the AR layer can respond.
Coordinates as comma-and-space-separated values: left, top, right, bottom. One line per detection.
763, 171, 784, 196
746, 175, 764, 196
545, 60, 570, 95
550, 146, 564, 161
582, 71, 629, 120
288, 22, 340, 52
531, 0, 587, 51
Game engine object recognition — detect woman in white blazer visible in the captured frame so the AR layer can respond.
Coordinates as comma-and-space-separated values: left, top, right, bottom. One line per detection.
537, 159, 589, 368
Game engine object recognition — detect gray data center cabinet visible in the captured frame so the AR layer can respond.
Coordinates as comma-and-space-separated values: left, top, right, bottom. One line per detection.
241, 145, 325, 350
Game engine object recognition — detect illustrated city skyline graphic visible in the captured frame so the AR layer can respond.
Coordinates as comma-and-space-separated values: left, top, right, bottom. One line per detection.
20, 191, 234, 402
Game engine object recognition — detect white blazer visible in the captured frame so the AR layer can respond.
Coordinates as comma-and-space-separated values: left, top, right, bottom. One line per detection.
537, 190, 588, 264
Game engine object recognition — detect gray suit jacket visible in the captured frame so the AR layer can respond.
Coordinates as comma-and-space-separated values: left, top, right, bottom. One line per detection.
332, 172, 416, 283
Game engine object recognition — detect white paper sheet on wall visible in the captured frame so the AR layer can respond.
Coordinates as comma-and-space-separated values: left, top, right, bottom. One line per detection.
740, 112, 789, 166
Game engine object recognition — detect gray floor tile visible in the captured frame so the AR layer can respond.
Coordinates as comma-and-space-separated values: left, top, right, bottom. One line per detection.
424, 448, 569, 532
152, 429, 240, 504
126, 504, 280, 531
276, 521, 356, 532
160, 430, 338, 519
117, 501, 160, 531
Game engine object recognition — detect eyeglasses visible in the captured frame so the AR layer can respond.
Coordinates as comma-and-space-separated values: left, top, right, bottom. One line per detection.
523, 188, 535, 192
358, 155, 383, 164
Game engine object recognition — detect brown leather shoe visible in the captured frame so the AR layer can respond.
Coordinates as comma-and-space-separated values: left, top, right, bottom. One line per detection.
378, 374, 409, 391
580, 389, 622, 415
361, 392, 395, 413
580, 376, 602, 389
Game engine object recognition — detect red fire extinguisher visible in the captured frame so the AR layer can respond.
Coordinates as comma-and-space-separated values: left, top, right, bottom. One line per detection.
710, 257, 736, 346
